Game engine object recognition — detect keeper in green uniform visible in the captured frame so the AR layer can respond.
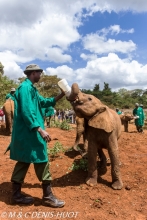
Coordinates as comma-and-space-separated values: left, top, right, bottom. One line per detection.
116, 108, 122, 115
7, 64, 65, 207
44, 106, 54, 128
133, 103, 145, 133
5, 88, 16, 101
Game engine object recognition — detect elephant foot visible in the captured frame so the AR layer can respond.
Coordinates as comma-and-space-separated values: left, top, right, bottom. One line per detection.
86, 177, 97, 187
111, 180, 123, 190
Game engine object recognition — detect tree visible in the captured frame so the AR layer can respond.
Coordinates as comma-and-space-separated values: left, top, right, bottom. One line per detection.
0, 75, 17, 106
93, 84, 100, 92
0, 62, 4, 78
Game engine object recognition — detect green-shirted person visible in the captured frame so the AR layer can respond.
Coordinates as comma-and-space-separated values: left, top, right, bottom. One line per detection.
6, 88, 16, 101
133, 103, 145, 133
7, 64, 65, 207
116, 108, 122, 115
44, 106, 54, 128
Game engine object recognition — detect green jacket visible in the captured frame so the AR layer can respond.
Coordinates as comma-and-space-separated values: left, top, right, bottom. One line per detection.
8, 78, 56, 163
133, 107, 145, 126
45, 106, 54, 117
6, 93, 15, 101
117, 110, 122, 115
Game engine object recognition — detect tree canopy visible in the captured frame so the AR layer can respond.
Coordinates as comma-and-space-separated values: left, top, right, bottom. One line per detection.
0, 61, 147, 109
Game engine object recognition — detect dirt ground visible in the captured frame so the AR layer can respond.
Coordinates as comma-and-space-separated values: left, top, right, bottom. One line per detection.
0, 122, 147, 220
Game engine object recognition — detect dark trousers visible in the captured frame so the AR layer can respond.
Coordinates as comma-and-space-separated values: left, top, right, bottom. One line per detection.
11, 161, 52, 184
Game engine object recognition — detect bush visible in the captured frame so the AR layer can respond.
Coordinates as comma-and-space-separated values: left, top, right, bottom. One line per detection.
48, 141, 65, 158
69, 158, 88, 171
60, 120, 72, 130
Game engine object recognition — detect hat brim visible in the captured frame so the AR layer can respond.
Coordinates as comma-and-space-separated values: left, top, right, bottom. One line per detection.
24, 69, 43, 74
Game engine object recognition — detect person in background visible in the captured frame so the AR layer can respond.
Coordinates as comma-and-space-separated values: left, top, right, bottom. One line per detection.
133, 103, 145, 133
140, 104, 143, 109
0, 106, 5, 122
53, 108, 56, 121
6, 64, 65, 208
45, 106, 54, 128
65, 109, 69, 120
57, 109, 61, 121
116, 108, 122, 115
6, 88, 16, 101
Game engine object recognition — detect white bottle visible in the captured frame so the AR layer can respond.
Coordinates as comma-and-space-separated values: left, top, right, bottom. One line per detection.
57, 79, 71, 97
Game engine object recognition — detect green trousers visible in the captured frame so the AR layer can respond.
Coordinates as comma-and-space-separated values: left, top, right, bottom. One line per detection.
11, 161, 52, 184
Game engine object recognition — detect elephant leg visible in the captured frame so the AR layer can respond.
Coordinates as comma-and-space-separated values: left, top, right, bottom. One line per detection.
108, 139, 123, 190
73, 129, 84, 151
78, 132, 88, 158
86, 142, 98, 186
124, 121, 128, 132
98, 149, 107, 168
97, 149, 107, 176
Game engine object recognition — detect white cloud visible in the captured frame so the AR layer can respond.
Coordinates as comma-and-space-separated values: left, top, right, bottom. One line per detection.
74, 53, 147, 90
83, 33, 136, 54
2, 61, 24, 80
44, 53, 147, 91
98, 25, 134, 36
0, 1, 81, 64
0, 0, 147, 90
46, 65, 75, 83
80, 53, 98, 60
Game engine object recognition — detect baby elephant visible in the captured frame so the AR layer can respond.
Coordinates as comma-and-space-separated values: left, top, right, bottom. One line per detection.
68, 83, 123, 190
119, 113, 134, 132
73, 116, 108, 170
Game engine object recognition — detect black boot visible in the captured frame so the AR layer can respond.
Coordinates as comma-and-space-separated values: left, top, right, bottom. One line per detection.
11, 182, 34, 205
42, 183, 65, 207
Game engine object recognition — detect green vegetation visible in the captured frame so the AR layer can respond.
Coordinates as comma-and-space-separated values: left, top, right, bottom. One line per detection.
60, 120, 72, 130
69, 158, 88, 171
50, 119, 72, 130
1, 61, 147, 109
81, 83, 147, 109
48, 141, 65, 158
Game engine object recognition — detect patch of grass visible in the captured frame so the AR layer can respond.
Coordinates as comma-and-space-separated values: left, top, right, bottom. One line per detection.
50, 119, 72, 130
48, 141, 65, 158
50, 119, 61, 128
60, 120, 72, 130
69, 158, 88, 171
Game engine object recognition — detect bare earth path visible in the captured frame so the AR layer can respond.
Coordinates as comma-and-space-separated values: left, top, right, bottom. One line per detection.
0, 123, 147, 220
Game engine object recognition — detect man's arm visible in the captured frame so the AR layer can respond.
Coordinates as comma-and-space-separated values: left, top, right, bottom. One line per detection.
39, 91, 65, 108
54, 91, 65, 102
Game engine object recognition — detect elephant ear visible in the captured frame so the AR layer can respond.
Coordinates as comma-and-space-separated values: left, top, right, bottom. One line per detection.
88, 107, 114, 133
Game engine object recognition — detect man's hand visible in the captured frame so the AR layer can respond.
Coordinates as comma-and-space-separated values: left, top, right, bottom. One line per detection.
36, 127, 51, 142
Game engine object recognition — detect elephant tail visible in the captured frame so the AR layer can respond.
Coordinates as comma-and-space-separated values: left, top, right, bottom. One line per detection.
4, 145, 10, 155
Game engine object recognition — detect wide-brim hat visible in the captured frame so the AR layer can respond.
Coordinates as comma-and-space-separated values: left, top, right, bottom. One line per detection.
24, 64, 43, 74
11, 88, 16, 92
135, 103, 139, 107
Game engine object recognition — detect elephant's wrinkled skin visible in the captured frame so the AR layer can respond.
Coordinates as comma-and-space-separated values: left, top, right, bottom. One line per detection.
68, 83, 123, 190
73, 117, 88, 153
119, 113, 134, 132
3, 99, 14, 135
73, 116, 108, 171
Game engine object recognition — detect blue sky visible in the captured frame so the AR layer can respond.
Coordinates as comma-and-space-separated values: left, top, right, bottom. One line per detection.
0, 0, 147, 91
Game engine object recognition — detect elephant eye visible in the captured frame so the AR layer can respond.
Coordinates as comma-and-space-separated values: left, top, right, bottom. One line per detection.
88, 97, 92, 101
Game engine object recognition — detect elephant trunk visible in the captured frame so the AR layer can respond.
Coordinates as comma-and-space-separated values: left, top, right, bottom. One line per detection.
68, 83, 79, 101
